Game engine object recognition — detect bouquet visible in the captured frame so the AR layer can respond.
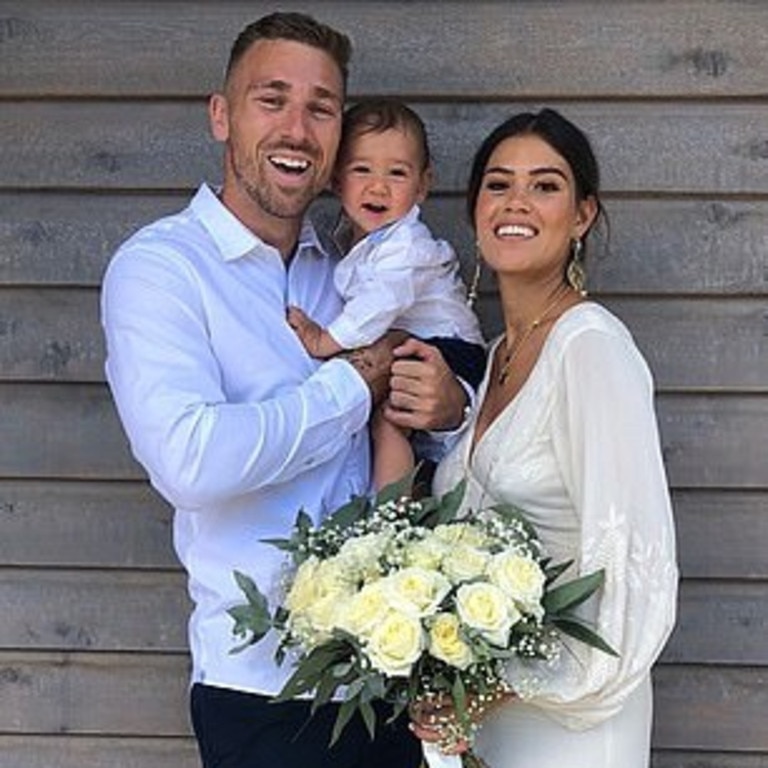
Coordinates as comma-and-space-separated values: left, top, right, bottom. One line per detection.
229, 474, 617, 767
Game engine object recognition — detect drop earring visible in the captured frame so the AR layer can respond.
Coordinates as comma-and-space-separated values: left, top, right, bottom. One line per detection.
566, 238, 587, 297
466, 245, 483, 307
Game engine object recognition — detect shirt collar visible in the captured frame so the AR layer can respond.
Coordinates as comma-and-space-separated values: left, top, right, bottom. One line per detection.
190, 183, 326, 262
332, 203, 421, 252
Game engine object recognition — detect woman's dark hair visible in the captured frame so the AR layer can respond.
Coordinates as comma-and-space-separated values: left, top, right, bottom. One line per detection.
338, 99, 431, 171
466, 108, 603, 235
225, 12, 352, 90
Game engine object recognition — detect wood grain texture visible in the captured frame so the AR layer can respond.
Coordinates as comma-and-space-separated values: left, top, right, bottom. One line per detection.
672, 490, 768, 580
3, 288, 767, 390
2, 1, 767, 98
1, 653, 764, 751
0, 480, 174, 568
0, 570, 189, 652
3, 101, 768, 194
4, 193, 767, 295
0, 735, 199, 768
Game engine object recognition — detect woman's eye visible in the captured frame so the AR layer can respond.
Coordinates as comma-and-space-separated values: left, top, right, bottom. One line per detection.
534, 180, 561, 193
484, 179, 508, 192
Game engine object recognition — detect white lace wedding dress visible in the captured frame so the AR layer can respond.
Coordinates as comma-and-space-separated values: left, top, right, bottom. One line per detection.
433, 303, 678, 768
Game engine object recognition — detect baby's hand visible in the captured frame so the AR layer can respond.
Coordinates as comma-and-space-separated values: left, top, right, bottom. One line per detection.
287, 306, 338, 358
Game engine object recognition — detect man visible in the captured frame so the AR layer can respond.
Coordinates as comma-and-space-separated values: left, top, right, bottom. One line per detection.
101, 12, 468, 768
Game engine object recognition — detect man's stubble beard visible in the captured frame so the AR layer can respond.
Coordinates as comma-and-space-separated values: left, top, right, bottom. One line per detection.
231, 142, 324, 221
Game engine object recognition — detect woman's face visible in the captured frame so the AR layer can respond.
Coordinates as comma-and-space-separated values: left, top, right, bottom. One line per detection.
474, 133, 596, 282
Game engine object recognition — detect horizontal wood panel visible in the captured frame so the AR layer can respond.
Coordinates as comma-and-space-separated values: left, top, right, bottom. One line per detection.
0, 288, 102, 381
0, 385, 764, 488
672, 490, 768, 580
5, 570, 766, 665
0, 570, 189, 652
0, 652, 191, 735
476, 296, 768, 391
4, 193, 768, 296
2, 2, 768, 98
0, 383, 138, 479
0, 735, 198, 768
652, 665, 768, 751
3, 288, 766, 391
3, 102, 768, 195
662, 581, 768, 665
657, 394, 768, 490
0, 480, 174, 568
1, 653, 764, 751
3, 481, 765, 579
653, 753, 768, 768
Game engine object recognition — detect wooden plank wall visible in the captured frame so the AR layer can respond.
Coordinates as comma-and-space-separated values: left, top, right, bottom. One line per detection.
1, 1, 766, 766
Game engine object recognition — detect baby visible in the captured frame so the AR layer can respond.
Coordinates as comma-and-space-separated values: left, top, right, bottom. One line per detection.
288, 99, 485, 489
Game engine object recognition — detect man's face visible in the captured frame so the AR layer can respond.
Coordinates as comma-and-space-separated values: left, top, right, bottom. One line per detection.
210, 39, 344, 224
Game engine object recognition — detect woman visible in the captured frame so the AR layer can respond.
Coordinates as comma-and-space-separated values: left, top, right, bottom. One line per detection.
414, 109, 678, 767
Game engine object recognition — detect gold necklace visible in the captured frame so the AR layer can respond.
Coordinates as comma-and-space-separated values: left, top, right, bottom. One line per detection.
497, 286, 572, 386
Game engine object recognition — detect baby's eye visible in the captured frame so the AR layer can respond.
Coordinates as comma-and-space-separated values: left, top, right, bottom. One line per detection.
350, 164, 371, 175
390, 168, 409, 179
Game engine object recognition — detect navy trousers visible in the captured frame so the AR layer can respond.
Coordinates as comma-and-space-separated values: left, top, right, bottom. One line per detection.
190, 683, 422, 768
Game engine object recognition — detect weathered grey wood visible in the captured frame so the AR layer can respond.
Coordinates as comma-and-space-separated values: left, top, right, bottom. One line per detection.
3, 289, 767, 390
2, 1, 768, 99
657, 394, 768, 489
475, 296, 768, 391
6, 570, 767, 665
0, 480, 175, 568
4, 193, 768, 296
673, 491, 768, 580
0, 651, 191, 735
0, 570, 189, 651
0, 288, 102, 381
653, 665, 768, 751
1, 653, 763, 751
653, 754, 768, 768
4, 482, 764, 577
0, 383, 139, 479
2, 385, 764, 487
0, 735, 199, 768
662, 581, 768, 665
0, 192, 187, 286
4, 101, 768, 195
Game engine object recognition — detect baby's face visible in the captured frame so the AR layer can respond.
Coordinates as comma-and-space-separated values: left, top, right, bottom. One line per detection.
335, 126, 429, 241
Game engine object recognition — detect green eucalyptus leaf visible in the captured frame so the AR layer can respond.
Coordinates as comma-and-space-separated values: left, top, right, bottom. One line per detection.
331, 697, 361, 746
543, 569, 605, 615
552, 617, 619, 657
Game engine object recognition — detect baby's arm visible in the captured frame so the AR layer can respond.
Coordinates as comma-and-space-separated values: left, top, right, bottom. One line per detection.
287, 306, 344, 359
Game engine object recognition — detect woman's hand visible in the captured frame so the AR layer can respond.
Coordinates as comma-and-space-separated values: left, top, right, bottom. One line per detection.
384, 338, 468, 432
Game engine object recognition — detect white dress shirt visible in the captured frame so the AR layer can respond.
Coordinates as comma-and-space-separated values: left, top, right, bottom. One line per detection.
101, 184, 372, 695
328, 205, 484, 348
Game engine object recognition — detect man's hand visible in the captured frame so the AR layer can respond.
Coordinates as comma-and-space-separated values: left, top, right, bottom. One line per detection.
384, 338, 468, 432
339, 331, 409, 408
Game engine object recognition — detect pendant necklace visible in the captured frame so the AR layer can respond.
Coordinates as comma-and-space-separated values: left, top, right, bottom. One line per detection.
497, 285, 573, 386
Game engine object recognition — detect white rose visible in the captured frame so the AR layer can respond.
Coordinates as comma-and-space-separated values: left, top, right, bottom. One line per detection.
337, 532, 389, 582
382, 566, 451, 618
366, 609, 425, 677
434, 522, 488, 549
455, 581, 518, 647
488, 552, 546, 618
337, 581, 389, 639
441, 543, 491, 583
284, 556, 321, 614
428, 612, 474, 670
403, 535, 448, 571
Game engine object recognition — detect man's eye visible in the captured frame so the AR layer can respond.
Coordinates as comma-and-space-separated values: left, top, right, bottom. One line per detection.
258, 96, 283, 110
